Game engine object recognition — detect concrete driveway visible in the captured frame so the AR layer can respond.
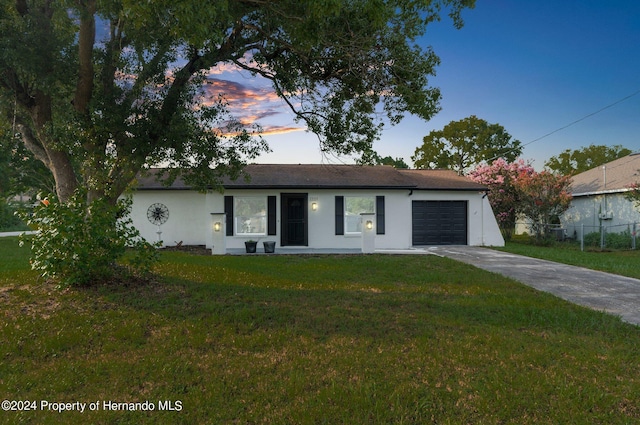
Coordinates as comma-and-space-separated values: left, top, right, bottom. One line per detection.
428, 246, 640, 327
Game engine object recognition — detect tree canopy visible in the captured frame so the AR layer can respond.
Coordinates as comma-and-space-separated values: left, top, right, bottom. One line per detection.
412, 115, 522, 174
357, 152, 409, 168
1, 0, 476, 205
468, 158, 534, 240
469, 159, 572, 241
544, 144, 632, 175
376, 155, 410, 169
0, 0, 476, 284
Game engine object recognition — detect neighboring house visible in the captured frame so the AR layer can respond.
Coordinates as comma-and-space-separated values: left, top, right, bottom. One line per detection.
130, 164, 504, 252
561, 153, 640, 240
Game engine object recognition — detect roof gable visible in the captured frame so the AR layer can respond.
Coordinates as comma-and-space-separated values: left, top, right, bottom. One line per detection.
571, 153, 640, 196
136, 164, 487, 191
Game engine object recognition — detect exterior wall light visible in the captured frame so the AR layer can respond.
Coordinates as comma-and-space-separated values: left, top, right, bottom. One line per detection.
214, 222, 222, 232
365, 220, 373, 230
311, 202, 318, 211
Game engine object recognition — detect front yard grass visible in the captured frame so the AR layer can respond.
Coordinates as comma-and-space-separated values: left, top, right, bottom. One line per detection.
496, 240, 640, 280
1, 237, 639, 424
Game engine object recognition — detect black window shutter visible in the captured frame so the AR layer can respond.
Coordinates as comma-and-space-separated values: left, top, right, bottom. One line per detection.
267, 196, 277, 235
376, 196, 385, 235
335, 196, 344, 235
224, 196, 233, 236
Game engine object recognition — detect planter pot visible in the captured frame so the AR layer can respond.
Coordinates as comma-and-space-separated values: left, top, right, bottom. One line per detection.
244, 241, 257, 253
263, 241, 276, 253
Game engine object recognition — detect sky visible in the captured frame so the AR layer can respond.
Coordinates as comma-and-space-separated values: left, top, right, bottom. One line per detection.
210, 0, 640, 169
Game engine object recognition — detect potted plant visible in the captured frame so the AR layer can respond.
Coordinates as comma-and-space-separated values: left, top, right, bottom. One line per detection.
244, 240, 258, 253
263, 241, 276, 253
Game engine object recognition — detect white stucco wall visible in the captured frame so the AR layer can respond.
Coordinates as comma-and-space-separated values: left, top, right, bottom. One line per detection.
129, 188, 504, 250
480, 196, 506, 246
561, 193, 640, 240
129, 190, 208, 247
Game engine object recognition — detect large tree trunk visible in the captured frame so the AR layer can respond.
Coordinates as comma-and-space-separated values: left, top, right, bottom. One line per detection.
16, 123, 78, 203
45, 151, 78, 203
8, 0, 80, 203
73, 0, 96, 114
18, 91, 78, 203
76, 0, 101, 206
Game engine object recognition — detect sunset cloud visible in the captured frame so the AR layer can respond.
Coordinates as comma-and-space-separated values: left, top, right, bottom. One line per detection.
259, 126, 305, 136
198, 75, 304, 136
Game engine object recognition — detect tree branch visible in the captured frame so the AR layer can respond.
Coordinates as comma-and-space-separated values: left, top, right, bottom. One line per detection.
14, 122, 49, 167
73, 0, 96, 114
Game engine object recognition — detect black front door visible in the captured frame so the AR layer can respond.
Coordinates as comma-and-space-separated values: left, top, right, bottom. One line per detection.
281, 193, 308, 246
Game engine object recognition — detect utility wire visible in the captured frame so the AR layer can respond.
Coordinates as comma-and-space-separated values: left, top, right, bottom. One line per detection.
488, 88, 640, 163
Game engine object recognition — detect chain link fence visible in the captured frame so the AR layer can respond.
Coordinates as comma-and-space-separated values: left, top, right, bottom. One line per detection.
573, 223, 637, 251
513, 221, 638, 251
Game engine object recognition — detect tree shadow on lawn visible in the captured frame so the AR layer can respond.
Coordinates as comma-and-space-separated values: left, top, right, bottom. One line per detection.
85, 277, 438, 343
81, 261, 631, 344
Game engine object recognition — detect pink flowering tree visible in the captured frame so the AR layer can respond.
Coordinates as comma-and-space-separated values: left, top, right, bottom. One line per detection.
624, 182, 640, 209
470, 159, 572, 241
515, 171, 573, 240
469, 158, 534, 240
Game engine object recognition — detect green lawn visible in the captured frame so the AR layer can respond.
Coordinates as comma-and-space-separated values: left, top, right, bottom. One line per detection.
1, 237, 639, 424
496, 240, 640, 280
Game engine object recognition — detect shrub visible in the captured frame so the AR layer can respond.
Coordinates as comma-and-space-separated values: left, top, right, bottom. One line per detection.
583, 229, 635, 250
20, 190, 159, 286
0, 199, 28, 231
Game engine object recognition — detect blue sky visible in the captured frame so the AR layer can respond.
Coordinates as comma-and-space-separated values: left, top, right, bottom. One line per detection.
216, 1, 640, 169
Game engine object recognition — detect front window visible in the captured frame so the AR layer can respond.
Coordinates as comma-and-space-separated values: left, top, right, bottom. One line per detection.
234, 197, 267, 236
345, 197, 375, 233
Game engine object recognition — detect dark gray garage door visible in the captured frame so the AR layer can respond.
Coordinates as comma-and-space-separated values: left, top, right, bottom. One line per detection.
412, 201, 467, 245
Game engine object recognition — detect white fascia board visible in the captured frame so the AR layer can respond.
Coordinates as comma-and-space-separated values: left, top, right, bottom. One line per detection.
572, 188, 632, 197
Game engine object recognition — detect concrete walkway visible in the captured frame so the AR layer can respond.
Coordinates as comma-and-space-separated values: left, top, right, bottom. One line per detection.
0, 231, 34, 237
429, 246, 640, 327
225, 247, 433, 255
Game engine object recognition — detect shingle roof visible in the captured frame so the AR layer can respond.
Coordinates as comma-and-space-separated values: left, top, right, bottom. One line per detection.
570, 153, 640, 196
223, 164, 415, 188
398, 169, 487, 190
136, 164, 487, 191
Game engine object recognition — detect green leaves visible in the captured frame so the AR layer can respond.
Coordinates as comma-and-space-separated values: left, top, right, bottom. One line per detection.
3, 0, 477, 203
20, 190, 158, 286
470, 159, 573, 241
413, 115, 522, 174
545, 144, 632, 175
516, 171, 573, 240
3, 0, 476, 283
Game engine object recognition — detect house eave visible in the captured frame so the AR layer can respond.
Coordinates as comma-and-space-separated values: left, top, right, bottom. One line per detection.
136, 185, 486, 191
222, 184, 417, 190
572, 188, 632, 197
